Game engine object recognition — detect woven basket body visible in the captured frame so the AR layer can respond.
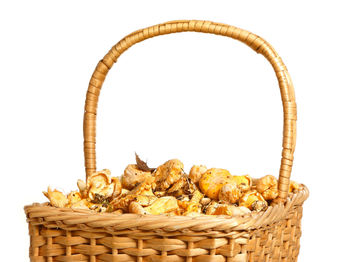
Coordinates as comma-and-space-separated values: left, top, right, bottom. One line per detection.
25, 20, 308, 262
26, 195, 307, 262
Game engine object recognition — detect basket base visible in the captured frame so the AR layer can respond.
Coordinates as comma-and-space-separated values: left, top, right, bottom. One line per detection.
28, 205, 303, 262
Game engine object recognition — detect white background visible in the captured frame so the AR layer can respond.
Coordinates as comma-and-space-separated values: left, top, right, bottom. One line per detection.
1, 0, 349, 261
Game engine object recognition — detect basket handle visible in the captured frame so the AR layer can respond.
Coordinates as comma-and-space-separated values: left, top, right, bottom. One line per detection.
83, 20, 297, 203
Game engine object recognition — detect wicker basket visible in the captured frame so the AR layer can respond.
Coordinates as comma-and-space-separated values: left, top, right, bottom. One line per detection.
25, 20, 309, 262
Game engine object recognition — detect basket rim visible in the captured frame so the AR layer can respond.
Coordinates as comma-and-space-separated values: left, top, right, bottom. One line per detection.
25, 185, 308, 235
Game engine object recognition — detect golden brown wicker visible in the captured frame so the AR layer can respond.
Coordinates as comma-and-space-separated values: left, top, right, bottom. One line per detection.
25, 20, 309, 262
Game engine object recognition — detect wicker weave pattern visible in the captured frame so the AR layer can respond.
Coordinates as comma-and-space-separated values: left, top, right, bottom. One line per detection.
27, 205, 303, 262
83, 20, 297, 203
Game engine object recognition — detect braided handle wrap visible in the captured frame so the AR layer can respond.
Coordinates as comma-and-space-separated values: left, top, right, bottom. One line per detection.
83, 20, 297, 203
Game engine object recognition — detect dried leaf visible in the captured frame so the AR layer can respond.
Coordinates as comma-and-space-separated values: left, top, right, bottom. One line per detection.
135, 153, 156, 172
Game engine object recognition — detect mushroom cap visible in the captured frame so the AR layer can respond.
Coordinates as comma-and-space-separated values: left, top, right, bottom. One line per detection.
122, 164, 153, 190
256, 175, 278, 200
144, 196, 179, 215
44, 187, 68, 208
239, 190, 267, 211
199, 168, 236, 199
154, 159, 184, 191
218, 183, 242, 204
67, 191, 82, 204
232, 175, 253, 192
189, 165, 207, 183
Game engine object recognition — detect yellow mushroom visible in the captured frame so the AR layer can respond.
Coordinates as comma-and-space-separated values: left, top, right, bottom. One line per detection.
199, 168, 236, 199
182, 190, 204, 215
256, 175, 278, 200
154, 191, 166, 197
135, 195, 158, 207
154, 159, 184, 191
232, 175, 252, 192
130, 176, 155, 195
167, 176, 186, 194
144, 196, 179, 215
86, 169, 121, 201
122, 164, 153, 190
67, 191, 82, 206
239, 190, 268, 212
121, 188, 130, 195
70, 199, 91, 210
129, 201, 148, 214
98, 177, 122, 199
90, 203, 108, 213
200, 197, 211, 206
110, 194, 136, 211
218, 183, 242, 204
77, 179, 87, 198
189, 165, 207, 184
205, 201, 220, 215
110, 176, 156, 211
167, 175, 197, 197
43, 187, 68, 208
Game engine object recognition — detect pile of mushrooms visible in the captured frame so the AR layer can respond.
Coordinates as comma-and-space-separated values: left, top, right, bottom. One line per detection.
43, 154, 300, 216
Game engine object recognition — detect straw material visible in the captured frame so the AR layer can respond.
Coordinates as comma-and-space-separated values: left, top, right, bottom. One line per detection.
25, 20, 308, 262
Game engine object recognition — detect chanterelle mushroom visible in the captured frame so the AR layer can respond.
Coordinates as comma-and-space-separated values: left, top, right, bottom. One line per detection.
199, 168, 237, 199
110, 176, 156, 211
122, 164, 153, 190
77, 179, 87, 198
154, 159, 184, 191
182, 190, 203, 215
129, 201, 148, 215
239, 190, 268, 212
256, 175, 278, 200
218, 183, 242, 204
43, 187, 68, 208
232, 175, 253, 192
189, 165, 207, 184
86, 169, 121, 201
144, 196, 179, 215
67, 191, 82, 206
70, 199, 91, 210
167, 175, 197, 197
